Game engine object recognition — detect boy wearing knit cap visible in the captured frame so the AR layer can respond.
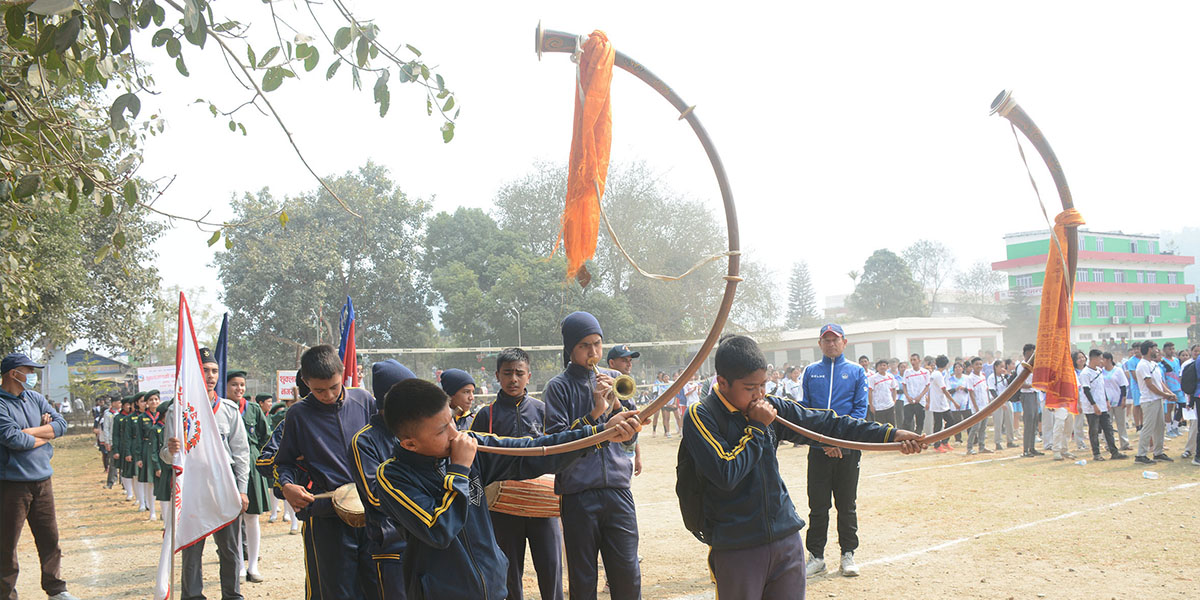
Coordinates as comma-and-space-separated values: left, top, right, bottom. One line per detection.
351, 359, 418, 600
543, 311, 641, 600
441, 369, 476, 431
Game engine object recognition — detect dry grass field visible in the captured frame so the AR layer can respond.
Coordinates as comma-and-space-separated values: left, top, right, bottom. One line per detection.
15, 427, 1199, 599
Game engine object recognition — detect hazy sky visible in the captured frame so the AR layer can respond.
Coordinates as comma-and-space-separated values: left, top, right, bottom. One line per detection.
136, 1, 1200, 319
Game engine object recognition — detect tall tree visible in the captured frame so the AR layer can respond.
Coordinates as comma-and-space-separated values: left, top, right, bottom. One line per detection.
786, 261, 819, 329
902, 240, 956, 316
1003, 294, 1040, 351
954, 261, 1006, 321
847, 249, 925, 320
215, 162, 434, 374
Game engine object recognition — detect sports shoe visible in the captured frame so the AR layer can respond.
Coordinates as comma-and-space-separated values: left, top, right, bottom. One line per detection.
49, 592, 81, 600
1191, 458, 1200, 466
1134, 455, 1156, 465
995, 444, 1004, 451
966, 449, 976, 456
1053, 452, 1065, 461
840, 552, 859, 577
1153, 454, 1174, 462
1061, 451, 1077, 460
1029, 449, 1045, 456
1092, 454, 1106, 461
1110, 453, 1129, 460
805, 556, 826, 578
247, 572, 264, 583
268, 515, 277, 523
1182, 450, 1193, 460
979, 448, 994, 454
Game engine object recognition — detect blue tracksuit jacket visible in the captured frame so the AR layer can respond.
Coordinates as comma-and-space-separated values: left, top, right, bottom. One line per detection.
375, 425, 602, 600
470, 389, 546, 438
800, 354, 869, 418
351, 414, 407, 557
543, 363, 634, 495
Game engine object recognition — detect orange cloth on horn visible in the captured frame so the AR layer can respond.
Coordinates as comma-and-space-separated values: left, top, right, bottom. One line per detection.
1032, 208, 1086, 414
554, 30, 615, 279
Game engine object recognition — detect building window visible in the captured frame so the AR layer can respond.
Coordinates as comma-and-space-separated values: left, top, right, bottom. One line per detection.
1148, 303, 1161, 317
1132, 302, 1144, 318
1136, 271, 1145, 284
1092, 269, 1103, 282
1168, 272, 1177, 284
1015, 274, 1033, 288
1151, 330, 1163, 338
1146, 271, 1157, 283
1076, 269, 1087, 283
1096, 303, 1109, 318
1077, 302, 1091, 318
1078, 333, 1093, 341
1115, 303, 1127, 317
1114, 270, 1125, 283
1134, 330, 1149, 338
1169, 300, 1179, 308
1096, 238, 1104, 251
1130, 240, 1138, 253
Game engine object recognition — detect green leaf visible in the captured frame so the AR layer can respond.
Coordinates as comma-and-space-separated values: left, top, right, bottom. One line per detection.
108, 2, 128, 20
426, 98, 432, 116
206, 230, 221, 247
110, 24, 131, 54
52, 14, 79, 54
152, 3, 165, 26
151, 28, 173, 47
435, 73, 444, 91
246, 44, 255, 69
224, 237, 233, 250
441, 122, 454, 144
94, 245, 111, 264
262, 66, 284, 92
113, 230, 126, 249
32, 23, 56, 56
165, 36, 180, 58
109, 92, 140, 131
175, 56, 188, 76
325, 59, 341, 80
212, 20, 239, 33
27, 0, 74, 17
257, 45, 278, 68
14, 175, 39, 199
406, 43, 421, 57
122, 180, 137, 206
238, 123, 246, 136
183, 12, 206, 48
333, 27, 351, 51
442, 96, 454, 112
209, 103, 217, 116
68, 195, 79, 213
350, 66, 361, 90
355, 36, 369, 67
303, 45, 319, 72
279, 211, 289, 228
136, 1, 154, 28
100, 195, 114, 216
295, 43, 312, 59
228, 119, 236, 132
5, 5, 28, 40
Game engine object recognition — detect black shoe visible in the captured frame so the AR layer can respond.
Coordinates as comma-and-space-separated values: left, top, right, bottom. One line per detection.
1007, 442, 1019, 448
1153, 454, 1174, 462
1111, 453, 1129, 460
1092, 455, 1106, 461
1029, 449, 1045, 456
1134, 455, 1156, 465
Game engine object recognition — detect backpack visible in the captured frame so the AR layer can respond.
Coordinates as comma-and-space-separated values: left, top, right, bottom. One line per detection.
1182, 360, 1198, 398
675, 441, 710, 544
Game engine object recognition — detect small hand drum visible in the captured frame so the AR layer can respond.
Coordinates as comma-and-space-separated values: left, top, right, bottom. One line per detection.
329, 483, 366, 527
484, 474, 560, 519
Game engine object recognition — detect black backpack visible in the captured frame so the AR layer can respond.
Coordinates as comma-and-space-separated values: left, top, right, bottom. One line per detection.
675, 442, 709, 544
1182, 360, 1198, 398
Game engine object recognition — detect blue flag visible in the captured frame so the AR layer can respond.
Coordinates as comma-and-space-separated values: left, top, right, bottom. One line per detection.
215, 313, 229, 399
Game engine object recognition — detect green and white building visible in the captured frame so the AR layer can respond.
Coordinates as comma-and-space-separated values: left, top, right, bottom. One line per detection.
992, 229, 1195, 349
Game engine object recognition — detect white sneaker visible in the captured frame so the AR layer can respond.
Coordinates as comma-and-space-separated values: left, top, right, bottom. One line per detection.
805, 556, 826, 578
840, 552, 860, 577
49, 592, 82, 600
1192, 458, 1200, 467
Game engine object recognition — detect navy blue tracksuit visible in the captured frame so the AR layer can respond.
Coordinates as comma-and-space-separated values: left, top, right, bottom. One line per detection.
376, 426, 603, 600
544, 363, 639, 600
471, 391, 563, 600
264, 387, 379, 599
681, 388, 895, 599
352, 415, 408, 600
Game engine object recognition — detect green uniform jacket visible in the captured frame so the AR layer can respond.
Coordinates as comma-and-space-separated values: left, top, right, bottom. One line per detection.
240, 399, 272, 514
135, 411, 155, 483
153, 399, 174, 502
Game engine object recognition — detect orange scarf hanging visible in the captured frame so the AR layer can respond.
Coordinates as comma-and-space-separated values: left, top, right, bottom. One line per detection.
554, 31, 615, 280
1032, 208, 1085, 414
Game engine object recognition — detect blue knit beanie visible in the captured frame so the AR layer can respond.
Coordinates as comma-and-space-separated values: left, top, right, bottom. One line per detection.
440, 368, 475, 397
373, 359, 416, 401
561, 311, 603, 367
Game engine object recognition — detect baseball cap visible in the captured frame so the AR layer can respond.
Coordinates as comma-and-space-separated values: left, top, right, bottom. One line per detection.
1, 353, 44, 374
606, 344, 641, 360
819, 324, 845, 338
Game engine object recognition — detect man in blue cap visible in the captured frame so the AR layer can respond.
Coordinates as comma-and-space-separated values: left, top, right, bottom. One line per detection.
544, 311, 641, 600
0, 353, 80, 600
800, 324, 869, 579
606, 345, 643, 477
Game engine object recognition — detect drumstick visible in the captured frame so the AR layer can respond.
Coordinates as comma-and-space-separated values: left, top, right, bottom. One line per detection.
311, 491, 336, 499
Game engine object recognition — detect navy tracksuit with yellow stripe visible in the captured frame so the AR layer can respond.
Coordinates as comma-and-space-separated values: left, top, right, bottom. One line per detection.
681, 387, 894, 598
352, 415, 408, 600
375, 426, 603, 600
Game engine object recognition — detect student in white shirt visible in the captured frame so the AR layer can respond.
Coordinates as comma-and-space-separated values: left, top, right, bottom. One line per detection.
1100, 352, 1132, 451
1135, 341, 1174, 464
965, 358, 993, 455
866, 360, 898, 426
901, 354, 930, 434
928, 356, 957, 452
1080, 349, 1127, 461
987, 360, 1015, 450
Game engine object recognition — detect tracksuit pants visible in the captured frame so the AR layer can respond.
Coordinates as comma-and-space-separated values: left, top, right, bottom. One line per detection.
967, 415, 988, 451
559, 488, 640, 600
993, 402, 1015, 447
805, 447, 860, 559
1020, 392, 1040, 453
372, 555, 405, 600
490, 512, 563, 600
1112, 405, 1130, 448
709, 531, 806, 600
302, 514, 380, 600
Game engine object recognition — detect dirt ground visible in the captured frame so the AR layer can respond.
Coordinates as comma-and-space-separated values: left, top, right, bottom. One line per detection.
14, 424, 1199, 599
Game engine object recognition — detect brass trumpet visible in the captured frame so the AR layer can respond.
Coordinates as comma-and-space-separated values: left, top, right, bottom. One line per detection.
588, 358, 637, 401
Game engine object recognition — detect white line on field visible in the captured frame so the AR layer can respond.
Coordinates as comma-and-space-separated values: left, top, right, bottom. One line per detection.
865, 454, 1022, 479
860, 481, 1200, 567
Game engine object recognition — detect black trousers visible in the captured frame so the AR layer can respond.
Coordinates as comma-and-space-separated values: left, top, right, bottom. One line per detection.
1020, 392, 1040, 453
954, 410, 970, 441
901, 403, 924, 433
932, 411, 959, 448
805, 446, 860, 558
1086, 412, 1119, 457
873, 406, 896, 427
559, 488, 640, 600
490, 511, 563, 600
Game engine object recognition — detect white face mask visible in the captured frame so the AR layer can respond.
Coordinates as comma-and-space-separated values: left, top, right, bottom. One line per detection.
19, 370, 38, 391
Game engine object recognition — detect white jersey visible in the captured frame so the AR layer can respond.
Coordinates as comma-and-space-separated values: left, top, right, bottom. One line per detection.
1136, 359, 1170, 401
903, 368, 930, 404
867, 372, 897, 411
967, 373, 989, 413
1103, 366, 1128, 409
929, 370, 952, 413
1078, 366, 1109, 414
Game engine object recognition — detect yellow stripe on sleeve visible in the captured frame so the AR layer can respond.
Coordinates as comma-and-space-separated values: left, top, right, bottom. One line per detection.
351, 424, 380, 507
375, 458, 460, 529
689, 404, 757, 461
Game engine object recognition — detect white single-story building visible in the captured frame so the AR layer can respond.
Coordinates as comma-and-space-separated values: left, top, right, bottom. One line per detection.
758, 317, 1006, 366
